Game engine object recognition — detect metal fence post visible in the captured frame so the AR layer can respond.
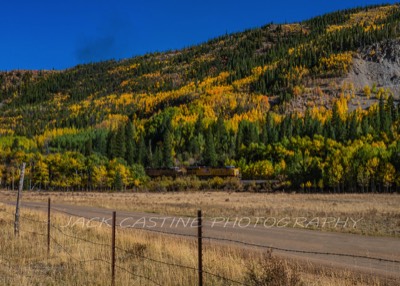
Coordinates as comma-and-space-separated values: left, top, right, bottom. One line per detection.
111, 211, 116, 286
198, 209, 203, 286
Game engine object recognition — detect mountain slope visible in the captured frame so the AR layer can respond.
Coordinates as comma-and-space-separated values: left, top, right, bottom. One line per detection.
0, 4, 399, 191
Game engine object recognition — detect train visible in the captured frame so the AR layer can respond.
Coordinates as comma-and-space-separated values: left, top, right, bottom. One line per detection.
145, 166, 240, 179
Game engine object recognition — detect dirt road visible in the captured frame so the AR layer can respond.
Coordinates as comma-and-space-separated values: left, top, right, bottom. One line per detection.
11, 201, 400, 281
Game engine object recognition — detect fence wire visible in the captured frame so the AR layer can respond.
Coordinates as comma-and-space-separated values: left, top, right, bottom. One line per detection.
1, 202, 399, 286
202, 235, 400, 264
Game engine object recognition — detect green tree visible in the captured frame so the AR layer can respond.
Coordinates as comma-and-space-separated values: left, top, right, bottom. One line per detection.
204, 128, 217, 167
115, 124, 126, 159
137, 134, 146, 165
125, 121, 136, 165
114, 170, 123, 191
163, 129, 174, 168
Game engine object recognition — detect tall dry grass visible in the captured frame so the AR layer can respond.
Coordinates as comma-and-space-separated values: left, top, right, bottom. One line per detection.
1, 191, 399, 237
0, 202, 395, 285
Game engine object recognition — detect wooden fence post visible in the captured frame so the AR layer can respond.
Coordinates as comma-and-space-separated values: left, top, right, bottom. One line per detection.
198, 209, 203, 286
47, 198, 51, 255
111, 211, 116, 286
14, 162, 26, 237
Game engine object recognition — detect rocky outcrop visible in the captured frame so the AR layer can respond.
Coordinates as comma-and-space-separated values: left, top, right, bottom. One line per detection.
346, 39, 400, 95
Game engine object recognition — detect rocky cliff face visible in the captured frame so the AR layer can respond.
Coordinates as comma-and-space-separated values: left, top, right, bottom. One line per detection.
347, 39, 400, 95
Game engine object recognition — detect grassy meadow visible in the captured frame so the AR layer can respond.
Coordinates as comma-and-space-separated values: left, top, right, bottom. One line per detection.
1, 191, 399, 237
0, 201, 394, 286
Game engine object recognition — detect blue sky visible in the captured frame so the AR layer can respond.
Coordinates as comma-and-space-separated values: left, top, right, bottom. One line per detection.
1, 0, 397, 71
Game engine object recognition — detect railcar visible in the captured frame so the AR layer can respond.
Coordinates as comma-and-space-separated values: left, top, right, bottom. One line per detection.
145, 167, 186, 178
146, 166, 241, 179
186, 166, 240, 178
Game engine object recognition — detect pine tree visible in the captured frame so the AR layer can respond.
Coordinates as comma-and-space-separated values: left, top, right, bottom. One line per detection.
137, 134, 146, 166
236, 121, 245, 154
115, 124, 126, 159
260, 123, 268, 144
107, 131, 118, 159
331, 103, 346, 141
379, 96, 390, 134
204, 128, 217, 167
114, 170, 123, 191
125, 121, 136, 165
85, 139, 93, 156
388, 95, 398, 122
163, 129, 174, 168
214, 115, 229, 164
347, 113, 358, 141
266, 113, 278, 144
153, 145, 163, 168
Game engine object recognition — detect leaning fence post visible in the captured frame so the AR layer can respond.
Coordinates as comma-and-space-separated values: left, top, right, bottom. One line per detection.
14, 162, 26, 237
111, 211, 116, 286
47, 198, 51, 255
198, 209, 203, 286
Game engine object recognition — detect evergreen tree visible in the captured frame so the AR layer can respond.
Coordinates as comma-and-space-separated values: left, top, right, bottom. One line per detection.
107, 131, 118, 159
204, 128, 217, 167
260, 123, 268, 144
388, 95, 398, 122
379, 96, 390, 134
114, 170, 123, 191
125, 121, 136, 165
214, 115, 229, 164
347, 113, 358, 141
85, 139, 93, 156
331, 103, 346, 141
115, 124, 126, 159
137, 134, 146, 165
153, 145, 163, 168
163, 129, 174, 168
266, 113, 279, 144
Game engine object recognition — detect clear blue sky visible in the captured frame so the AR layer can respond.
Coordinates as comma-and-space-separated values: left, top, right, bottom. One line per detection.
1, 0, 397, 71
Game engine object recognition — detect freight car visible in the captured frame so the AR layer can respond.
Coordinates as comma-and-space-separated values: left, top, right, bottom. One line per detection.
145, 166, 241, 179
185, 166, 240, 178
145, 167, 186, 178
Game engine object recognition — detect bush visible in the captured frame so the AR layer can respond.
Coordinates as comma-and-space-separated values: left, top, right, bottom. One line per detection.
144, 176, 243, 192
223, 177, 243, 191
145, 176, 202, 192
245, 250, 303, 286
210, 177, 224, 188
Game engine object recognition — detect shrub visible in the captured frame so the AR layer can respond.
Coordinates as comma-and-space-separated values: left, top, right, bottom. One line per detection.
245, 250, 303, 286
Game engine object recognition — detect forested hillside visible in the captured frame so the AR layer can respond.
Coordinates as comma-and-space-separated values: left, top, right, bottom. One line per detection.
0, 4, 400, 192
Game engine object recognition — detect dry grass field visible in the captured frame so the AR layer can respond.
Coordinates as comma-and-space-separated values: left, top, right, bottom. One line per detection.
0, 202, 394, 286
1, 191, 399, 237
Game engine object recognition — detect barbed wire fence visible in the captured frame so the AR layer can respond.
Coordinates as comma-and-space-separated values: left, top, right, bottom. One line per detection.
1, 200, 399, 285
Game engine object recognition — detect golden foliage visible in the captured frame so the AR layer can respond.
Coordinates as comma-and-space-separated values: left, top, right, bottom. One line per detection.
284, 66, 309, 83
327, 6, 395, 33
96, 114, 129, 131
334, 95, 349, 121
319, 52, 353, 74
35, 128, 80, 148
109, 63, 140, 74
281, 23, 309, 35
